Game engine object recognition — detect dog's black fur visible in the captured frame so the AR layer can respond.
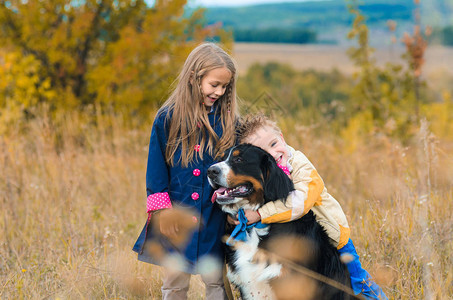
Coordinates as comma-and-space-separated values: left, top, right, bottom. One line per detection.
208, 144, 351, 300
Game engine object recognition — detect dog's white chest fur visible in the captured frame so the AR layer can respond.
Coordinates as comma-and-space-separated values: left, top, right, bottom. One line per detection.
228, 226, 282, 300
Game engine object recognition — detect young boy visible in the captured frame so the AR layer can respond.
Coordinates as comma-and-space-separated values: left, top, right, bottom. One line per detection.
233, 113, 388, 300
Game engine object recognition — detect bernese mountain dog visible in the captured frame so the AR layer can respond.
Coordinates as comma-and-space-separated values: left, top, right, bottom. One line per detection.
208, 144, 352, 300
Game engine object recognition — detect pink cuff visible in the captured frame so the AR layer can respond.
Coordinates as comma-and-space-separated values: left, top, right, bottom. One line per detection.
146, 192, 172, 213
277, 164, 291, 177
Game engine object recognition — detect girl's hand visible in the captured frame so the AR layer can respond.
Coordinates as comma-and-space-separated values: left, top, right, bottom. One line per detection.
158, 209, 179, 238
227, 214, 238, 225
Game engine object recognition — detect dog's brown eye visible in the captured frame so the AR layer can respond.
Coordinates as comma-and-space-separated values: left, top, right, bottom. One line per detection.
232, 157, 243, 163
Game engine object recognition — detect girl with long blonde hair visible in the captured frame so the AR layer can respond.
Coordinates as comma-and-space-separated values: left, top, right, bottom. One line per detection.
133, 42, 239, 299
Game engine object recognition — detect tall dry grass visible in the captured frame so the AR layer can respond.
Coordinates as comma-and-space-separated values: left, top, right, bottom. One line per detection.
1, 107, 452, 299
280, 117, 453, 299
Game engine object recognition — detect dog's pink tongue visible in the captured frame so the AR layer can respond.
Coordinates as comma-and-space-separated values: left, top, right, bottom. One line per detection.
211, 187, 227, 203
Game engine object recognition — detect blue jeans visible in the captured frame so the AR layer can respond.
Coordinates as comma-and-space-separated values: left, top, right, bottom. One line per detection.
338, 239, 388, 300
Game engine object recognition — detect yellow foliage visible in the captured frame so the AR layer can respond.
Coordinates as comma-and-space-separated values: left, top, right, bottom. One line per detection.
340, 110, 374, 153
422, 97, 453, 140
0, 51, 56, 132
0, 0, 231, 119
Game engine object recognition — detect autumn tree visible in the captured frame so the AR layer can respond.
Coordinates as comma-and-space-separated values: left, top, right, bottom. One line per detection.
345, 0, 430, 141
0, 0, 231, 119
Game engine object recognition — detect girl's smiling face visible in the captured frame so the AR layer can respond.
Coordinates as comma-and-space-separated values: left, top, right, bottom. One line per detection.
200, 67, 232, 110
243, 125, 290, 167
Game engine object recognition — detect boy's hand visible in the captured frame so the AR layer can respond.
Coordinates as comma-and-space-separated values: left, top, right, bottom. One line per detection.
244, 210, 261, 224
227, 210, 262, 225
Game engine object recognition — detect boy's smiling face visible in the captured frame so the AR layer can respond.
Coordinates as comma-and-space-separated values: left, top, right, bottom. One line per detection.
243, 125, 290, 167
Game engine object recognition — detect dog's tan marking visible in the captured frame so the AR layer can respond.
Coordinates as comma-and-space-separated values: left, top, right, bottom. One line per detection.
232, 150, 240, 156
226, 174, 265, 206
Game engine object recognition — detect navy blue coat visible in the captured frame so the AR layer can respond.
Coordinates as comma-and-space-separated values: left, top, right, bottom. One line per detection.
133, 107, 226, 273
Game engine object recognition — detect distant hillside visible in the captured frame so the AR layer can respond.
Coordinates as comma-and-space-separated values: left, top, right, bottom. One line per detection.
199, 0, 453, 45
204, 0, 414, 29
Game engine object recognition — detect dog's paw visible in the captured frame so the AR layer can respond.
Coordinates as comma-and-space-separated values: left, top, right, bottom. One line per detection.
256, 263, 282, 282
227, 269, 244, 286
251, 247, 279, 266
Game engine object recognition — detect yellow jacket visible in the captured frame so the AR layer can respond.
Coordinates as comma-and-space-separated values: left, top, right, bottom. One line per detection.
258, 145, 350, 249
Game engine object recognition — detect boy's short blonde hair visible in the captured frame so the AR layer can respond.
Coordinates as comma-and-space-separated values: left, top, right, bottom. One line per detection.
237, 113, 282, 143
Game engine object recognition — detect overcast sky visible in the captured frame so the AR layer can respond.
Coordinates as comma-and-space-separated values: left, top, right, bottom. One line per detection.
191, 0, 328, 7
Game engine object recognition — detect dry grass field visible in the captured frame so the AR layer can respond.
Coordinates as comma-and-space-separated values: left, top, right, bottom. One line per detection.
232, 43, 453, 80
1, 42, 453, 299
1, 104, 452, 299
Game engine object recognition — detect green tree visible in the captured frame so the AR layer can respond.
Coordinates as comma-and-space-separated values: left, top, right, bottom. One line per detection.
237, 62, 352, 126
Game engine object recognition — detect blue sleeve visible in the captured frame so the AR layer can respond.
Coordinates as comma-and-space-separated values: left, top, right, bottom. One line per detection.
145, 112, 170, 196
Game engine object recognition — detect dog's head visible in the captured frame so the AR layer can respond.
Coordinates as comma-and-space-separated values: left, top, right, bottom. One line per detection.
208, 144, 294, 214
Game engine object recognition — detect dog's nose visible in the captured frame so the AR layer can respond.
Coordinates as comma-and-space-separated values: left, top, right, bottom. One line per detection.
207, 166, 220, 178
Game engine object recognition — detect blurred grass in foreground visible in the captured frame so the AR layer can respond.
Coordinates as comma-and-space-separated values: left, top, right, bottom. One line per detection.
0, 106, 452, 299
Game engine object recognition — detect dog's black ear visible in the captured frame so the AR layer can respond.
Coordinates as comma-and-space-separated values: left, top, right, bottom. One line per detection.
260, 154, 294, 202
